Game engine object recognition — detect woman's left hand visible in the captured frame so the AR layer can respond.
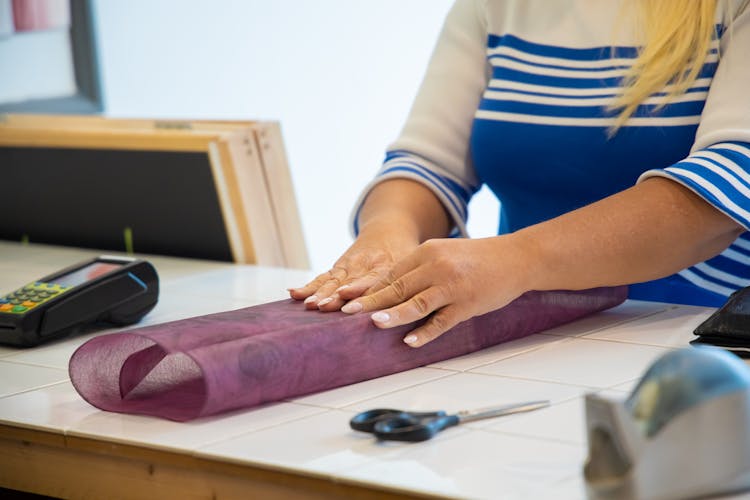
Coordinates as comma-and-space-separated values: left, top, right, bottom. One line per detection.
341, 235, 535, 347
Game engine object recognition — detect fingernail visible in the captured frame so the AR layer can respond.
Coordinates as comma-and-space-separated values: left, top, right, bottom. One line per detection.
341, 301, 362, 314
371, 311, 390, 323
317, 297, 333, 307
304, 295, 318, 305
404, 334, 418, 344
335, 284, 350, 293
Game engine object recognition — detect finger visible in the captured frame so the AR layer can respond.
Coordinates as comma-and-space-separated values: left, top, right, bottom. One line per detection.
315, 292, 346, 311
318, 268, 390, 311
308, 278, 348, 310
365, 251, 422, 296
341, 269, 432, 313
401, 305, 463, 348
369, 285, 450, 328
290, 267, 348, 308
335, 269, 388, 300
288, 272, 332, 300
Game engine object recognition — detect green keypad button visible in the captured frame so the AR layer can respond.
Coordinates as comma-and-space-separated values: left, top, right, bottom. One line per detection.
4, 282, 68, 309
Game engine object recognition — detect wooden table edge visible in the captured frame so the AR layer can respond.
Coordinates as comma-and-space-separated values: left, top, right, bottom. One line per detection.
0, 423, 444, 499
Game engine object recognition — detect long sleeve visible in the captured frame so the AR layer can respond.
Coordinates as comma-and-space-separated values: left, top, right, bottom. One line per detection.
638, 4, 750, 229
350, 0, 490, 237
631, 3, 750, 301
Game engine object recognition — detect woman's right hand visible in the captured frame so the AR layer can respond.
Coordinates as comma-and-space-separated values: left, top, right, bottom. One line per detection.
289, 226, 419, 311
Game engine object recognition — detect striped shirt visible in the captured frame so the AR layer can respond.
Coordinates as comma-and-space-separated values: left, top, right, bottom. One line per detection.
352, 0, 750, 307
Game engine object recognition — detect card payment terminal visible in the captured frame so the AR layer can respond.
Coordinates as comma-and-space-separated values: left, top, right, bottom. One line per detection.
0, 256, 159, 347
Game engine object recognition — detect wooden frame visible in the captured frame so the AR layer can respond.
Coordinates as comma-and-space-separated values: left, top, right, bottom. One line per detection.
0, 114, 309, 269
0, 424, 431, 499
0, 0, 103, 114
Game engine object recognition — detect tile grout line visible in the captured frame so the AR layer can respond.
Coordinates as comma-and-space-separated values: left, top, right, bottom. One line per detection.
0, 357, 71, 371
540, 306, 678, 339
430, 336, 574, 373
478, 425, 584, 447
0, 379, 71, 400
334, 371, 459, 411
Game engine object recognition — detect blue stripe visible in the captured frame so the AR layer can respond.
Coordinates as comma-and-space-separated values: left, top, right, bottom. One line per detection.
479, 98, 705, 119
680, 152, 750, 191
629, 273, 729, 307
491, 63, 717, 89
734, 233, 750, 248
383, 153, 477, 201
487, 33, 640, 60
688, 262, 747, 290
353, 204, 362, 235
706, 252, 750, 277
385, 160, 474, 202
389, 161, 473, 203
708, 142, 750, 166
385, 150, 411, 161
381, 162, 469, 217
485, 85, 711, 100
379, 166, 468, 221
664, 168, 750, 227
487, 31, 721, 61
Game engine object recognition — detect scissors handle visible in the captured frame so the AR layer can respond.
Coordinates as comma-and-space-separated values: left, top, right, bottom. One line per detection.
349, 408, 445, 433
373, 414, 460, 442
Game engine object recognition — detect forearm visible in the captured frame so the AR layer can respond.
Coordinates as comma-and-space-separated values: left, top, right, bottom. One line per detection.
357, 179, 453, 243
517, 177, 744, 291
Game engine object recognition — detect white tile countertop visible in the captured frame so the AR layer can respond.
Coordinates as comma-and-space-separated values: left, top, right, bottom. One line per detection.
0, 241, 739, 499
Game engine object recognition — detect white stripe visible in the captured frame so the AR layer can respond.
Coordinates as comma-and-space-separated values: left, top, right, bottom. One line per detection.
489, 57, 631, 79
376, 170, 467, 221
475, 109, 701, 127
482, 90, 707, 107
688, 151, 750, 187
666, 167, 750, 223
487, 77, 713, 97
678, 268, 735, 296
485, 42, 719, 69
487, 45, 635, 69
693, 262, 750, 287
721, 247, 750, 265
383, 158, 475, 196
678, 157, 750, 198
710, 142, 750, 158
490, 54, 718, 80
731, 236, 750, 252
381, 161, 469, 217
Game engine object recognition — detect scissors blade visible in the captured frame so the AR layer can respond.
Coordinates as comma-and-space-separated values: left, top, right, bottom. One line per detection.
456, 400, 550, 423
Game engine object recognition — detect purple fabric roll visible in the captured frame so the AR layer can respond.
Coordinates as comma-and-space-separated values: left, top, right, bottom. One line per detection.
69, 288, 627, 421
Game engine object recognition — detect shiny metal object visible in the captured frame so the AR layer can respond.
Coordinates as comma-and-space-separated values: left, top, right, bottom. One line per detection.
584, 347, 750, 500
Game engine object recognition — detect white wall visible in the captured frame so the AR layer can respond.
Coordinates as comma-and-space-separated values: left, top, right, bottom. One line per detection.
94, 0, 499, 272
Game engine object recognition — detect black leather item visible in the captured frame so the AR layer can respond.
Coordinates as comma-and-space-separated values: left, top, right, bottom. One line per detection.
692, 287, 750, 357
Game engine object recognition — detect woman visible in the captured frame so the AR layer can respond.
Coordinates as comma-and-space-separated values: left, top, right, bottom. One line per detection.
290, 0, 750, 347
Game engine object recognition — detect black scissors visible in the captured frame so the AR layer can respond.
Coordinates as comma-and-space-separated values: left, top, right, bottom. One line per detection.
350, 400, 550, 442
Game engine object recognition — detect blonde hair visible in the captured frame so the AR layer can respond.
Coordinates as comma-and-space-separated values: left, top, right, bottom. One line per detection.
611, 0, 720, 131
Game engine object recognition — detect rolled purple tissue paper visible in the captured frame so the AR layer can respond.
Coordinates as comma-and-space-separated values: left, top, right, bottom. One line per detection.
69, 287, 627, 421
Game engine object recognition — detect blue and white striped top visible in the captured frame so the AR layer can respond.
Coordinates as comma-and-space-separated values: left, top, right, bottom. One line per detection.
352, 0, 750, 307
